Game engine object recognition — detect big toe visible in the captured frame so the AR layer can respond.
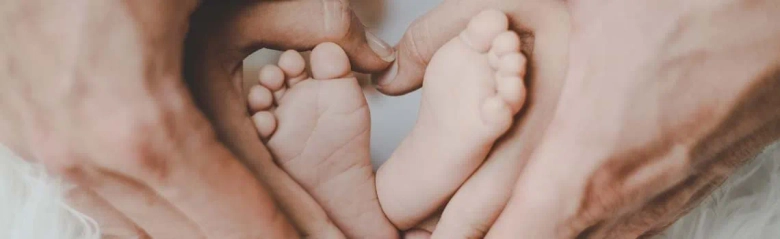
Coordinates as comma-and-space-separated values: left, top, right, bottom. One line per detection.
461, 10, 509, 53
310, 42, 353, 80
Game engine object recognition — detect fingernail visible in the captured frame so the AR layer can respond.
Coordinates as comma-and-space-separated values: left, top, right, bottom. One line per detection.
366, 31, 396, 62
373, 60, 398, 86
323, 0, 346, 33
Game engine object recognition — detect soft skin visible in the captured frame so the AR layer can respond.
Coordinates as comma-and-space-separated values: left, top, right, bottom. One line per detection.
488, 0, 780, 237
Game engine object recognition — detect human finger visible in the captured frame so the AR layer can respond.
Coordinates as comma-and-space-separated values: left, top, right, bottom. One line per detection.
205, 0, 395, 73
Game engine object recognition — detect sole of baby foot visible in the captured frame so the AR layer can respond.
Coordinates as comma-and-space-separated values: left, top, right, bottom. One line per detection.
247, 43, 398, 239
376, 9, 527, 230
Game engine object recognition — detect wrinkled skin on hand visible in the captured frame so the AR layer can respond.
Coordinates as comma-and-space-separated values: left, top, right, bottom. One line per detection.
486, 0, 780, 238
2, 0, 397, 237
0, 0, 297, 238
1, 0, 396, 237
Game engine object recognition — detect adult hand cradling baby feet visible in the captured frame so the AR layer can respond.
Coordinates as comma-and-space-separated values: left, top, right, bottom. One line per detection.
185, 1, 397, 238
2, 0, 780, 239
2, 0, 396, 238
374, 0, 780, 239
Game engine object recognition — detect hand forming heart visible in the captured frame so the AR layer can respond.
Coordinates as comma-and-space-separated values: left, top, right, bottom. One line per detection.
2, 0, 779, 238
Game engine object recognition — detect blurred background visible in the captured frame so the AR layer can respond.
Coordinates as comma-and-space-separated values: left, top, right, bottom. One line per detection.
243, 0, 444, 169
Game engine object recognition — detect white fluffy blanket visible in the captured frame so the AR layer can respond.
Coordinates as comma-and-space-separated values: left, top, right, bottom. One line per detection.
0, 145, 99, 239
1, 142, 778, 239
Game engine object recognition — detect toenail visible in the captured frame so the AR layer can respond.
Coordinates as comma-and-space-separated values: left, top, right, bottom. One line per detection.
367, 31, 396, 62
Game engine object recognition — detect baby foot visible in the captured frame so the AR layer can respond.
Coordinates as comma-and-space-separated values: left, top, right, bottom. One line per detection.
247, 43, 397, 239
376, 10, 527, 229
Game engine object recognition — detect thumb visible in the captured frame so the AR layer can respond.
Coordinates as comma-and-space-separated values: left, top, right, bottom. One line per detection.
372, 2, 486, 96
227, 0, 396, 73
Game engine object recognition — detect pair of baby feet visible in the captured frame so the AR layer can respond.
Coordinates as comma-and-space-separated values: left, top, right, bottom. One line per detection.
246, 10, 527, 237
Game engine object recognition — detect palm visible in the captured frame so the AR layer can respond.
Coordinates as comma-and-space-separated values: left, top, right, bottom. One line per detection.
540, 0, 780, 237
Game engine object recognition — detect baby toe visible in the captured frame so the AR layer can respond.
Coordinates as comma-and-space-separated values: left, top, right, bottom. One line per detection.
481, 96, 513, 136
247, 85, 275, 112
460, 10, 509, 53
258, 65, 286, 91
498, 53, 527, 77
278, 50, 309, 87
252, 111, 277, 140
489, 31, 521, 69
496, 75, 526, 113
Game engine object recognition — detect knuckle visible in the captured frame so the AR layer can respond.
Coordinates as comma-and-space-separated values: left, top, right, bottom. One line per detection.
402, 18, 435, 66
45, 155, 84, 182
118, 149, 169, 183
99, 113, 170, 182
103, 225, 151, 239
36, 138, 86, 181
465, 224, 490, 239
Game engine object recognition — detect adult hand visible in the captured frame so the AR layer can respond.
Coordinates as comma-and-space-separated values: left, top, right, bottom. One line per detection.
0, 0, 396, 238
185, 0, 398, 238
487, 0, 780, 238
0, 0, 296, 238
370, 1, 572, 238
